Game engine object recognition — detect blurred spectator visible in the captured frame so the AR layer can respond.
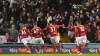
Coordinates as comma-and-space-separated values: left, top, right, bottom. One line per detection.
0, 24, 8, 43
87, 22, 96, 43
20, 9, 27, 23
96, 26, 100, 43
26, 13, 34, 30
91, 9, 97, 19
0, 12, 3, 23
15, 21, 20, 31
89, 0, 96, 7
68, 16, 74, 42
2, 7, 8, 22
8, 25, 18, 42
46, 13, 52, 24
96, 15, 100, 27
63, 11, 69, 26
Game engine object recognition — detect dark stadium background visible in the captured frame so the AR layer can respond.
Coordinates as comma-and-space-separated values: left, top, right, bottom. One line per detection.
0, 0, 100, 43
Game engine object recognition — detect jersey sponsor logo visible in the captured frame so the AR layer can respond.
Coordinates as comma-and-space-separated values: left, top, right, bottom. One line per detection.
71, 48, 78, 53
89, 48, 97, 53
18, 48, 28, 53
0, 48, 2, 53
9, 48, 18, 53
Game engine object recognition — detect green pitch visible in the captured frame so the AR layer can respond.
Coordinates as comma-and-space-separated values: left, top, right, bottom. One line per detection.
0, 54, 100, 56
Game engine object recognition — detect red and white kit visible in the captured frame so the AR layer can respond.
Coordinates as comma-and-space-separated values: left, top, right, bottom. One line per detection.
19, 27, 31, 45
31, 26, 44, 44
68, 25, 87, 45
45, 24, 59, 43
77, 25, 87, 44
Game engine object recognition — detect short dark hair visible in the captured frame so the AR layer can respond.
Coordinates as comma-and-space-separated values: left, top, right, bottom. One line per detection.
34, 22, 37, 26
75, 20, 81, 25
49, 20, 53, 24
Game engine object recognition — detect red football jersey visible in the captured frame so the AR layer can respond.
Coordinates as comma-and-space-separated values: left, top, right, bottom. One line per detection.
19, 27, 30, 38
68, 26, 80, 37
45, 24, 59, 37
77, 25, 87, 36
31, 26, 43, 38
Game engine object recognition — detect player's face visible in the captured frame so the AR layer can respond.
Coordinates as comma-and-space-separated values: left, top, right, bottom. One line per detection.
34, 24, 37, 27
22, 25, 27, 29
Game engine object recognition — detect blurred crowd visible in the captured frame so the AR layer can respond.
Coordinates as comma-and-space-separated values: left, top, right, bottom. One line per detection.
0, 0, 100, 43
68, 0, 100, 43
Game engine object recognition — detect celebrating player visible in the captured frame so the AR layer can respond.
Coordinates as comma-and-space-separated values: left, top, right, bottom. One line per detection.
77, 21, 89, 46
31, 23, 47, 53
19, 24, 31, 53
66, 21, 89, 56
45, 21, 63, 52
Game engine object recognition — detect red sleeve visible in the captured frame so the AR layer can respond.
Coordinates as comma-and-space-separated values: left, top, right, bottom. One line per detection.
55, 25, 59, 28
68, 26, 75, 30
84, 25, 88, 33
40, 28, 44, 35
45, 26, 48, 30
85, 27, 88, 33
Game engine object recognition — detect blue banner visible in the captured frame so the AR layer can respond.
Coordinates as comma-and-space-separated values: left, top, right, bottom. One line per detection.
0, 43, 100, 53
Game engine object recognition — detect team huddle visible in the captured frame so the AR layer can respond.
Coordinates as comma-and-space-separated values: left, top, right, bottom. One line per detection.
18, 21, 90, 55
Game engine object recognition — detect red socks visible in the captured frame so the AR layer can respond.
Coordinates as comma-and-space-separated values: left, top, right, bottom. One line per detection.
52, 43, 56, 51
25, 46, 30, 51
36, 44, 39, 52
80, 43, 88, 47
43, 44, 47, 50
77, 45, 82, 53
58, 43, 62, 50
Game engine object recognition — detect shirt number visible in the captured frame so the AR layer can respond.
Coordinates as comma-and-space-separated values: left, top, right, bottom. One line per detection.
50, 27, 56, 32
79, 27, 85, 31
21, 30, 26, 35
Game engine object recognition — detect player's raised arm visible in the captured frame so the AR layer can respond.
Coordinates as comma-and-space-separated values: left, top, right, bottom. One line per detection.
58, 24, 64, 27
43, 26, 48, 31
